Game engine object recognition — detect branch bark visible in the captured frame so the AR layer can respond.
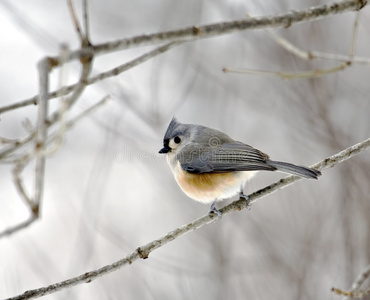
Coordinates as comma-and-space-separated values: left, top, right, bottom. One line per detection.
18, 0, 370, 68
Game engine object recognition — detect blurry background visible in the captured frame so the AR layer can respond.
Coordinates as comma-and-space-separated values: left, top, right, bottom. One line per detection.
0, 0, 369, 299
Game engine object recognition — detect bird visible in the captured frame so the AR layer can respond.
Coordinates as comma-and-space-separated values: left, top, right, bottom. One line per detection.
159, 118, 321, 216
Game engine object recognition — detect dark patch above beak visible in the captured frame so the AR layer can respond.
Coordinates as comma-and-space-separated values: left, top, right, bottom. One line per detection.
159, 147, 170, 154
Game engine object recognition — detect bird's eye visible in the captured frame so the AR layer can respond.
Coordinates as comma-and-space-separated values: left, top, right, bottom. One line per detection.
174, 136, 181, 144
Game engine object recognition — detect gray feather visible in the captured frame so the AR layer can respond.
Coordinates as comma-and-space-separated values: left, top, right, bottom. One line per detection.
179, 142, 276, 174
266, 160, 321, 179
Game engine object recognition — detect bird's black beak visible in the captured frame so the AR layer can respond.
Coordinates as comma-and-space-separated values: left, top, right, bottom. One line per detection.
159, 147, 170, 154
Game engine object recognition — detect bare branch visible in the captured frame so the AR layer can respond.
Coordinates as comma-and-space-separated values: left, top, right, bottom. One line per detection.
33, 58, 51, 216
12, 157, 34, 209
0, 49, 94, 237
66, 0, 84, 42
224, 9, 363, 79
5, 137, 370, 300
83, 0, 90, 42
41, 0, 370, 66
222, 64, 349, 79
0, 217, 37, 239
0, 96, 109, 238
263, 14, 370, 65
0, 133, 36, 162
332, 287, 370, 298
0, 41, 181, 115
350, 264, 370, 293
0, 51, 93, 160
349, 11, 360, 57
87, 41, 182, 85
0, 98, 39, 114
332, 264, 370, 298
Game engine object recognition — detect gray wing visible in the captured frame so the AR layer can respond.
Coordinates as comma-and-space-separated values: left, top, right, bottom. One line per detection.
179, 142, 276, 173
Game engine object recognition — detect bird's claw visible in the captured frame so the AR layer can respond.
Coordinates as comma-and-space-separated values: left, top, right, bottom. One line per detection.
209, 202, 222, 219
240, 193, 252, 210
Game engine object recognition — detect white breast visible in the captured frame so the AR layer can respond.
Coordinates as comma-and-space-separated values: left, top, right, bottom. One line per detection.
166, 153, 256, 204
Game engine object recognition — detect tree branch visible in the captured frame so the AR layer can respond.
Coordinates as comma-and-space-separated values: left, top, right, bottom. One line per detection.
5, 137, 370, 300
223, 11, 364, 79
0, 96, 109, 239
332, 264, 370, 298
0, 42, 181, 114
33, 58, 51, 216
34, 0, 370, 66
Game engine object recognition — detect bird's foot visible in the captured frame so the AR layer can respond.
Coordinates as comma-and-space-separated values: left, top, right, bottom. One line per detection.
240, 193, 252, 210
209, 201, 222, 219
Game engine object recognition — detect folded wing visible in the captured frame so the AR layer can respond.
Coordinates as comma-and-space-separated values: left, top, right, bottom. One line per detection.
179, 142, 276, 173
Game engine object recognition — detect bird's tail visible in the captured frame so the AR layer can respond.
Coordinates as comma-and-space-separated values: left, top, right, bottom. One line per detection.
266, 160, 321, 179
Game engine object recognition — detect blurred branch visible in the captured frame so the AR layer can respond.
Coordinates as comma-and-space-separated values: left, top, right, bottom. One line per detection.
332, 264, 370, 298
0, 96, 109, 238
0, 42, 181, 114
83, 0, 90, 42
265, 14, 369, 65
33, 58, 51, 217
6, 137, 370, 300
223, 64, 349, 79
0, 49, 93, 236
0, 217, 37, 239
66, 0, 84, 43
332, 287, 370, 298
223, 11, 364, 79
349, 264, 370, 295
12, 157, 34, 210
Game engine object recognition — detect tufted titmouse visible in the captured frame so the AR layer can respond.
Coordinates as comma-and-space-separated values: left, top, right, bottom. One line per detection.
159, 118, 321, 216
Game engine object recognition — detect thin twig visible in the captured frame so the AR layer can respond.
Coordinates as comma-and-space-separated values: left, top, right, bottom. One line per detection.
349, 264, 370, 292
224, 9, 363, 80
6, 137, 370, 300
83, 0, 90, 42
66, 0, 84, 42
222, 65, 349, 79
332, 264, 370, 299
332, 287, 370, 298
49, 44, 71, 156
263, 15, 370, 65
0, 41, 181, 115
0, 217, 37, 239
349, 11, 360, 58
0, 133, 36, 161
332, 264, 370, 298
33, 58, 51, 217
88, 41, 182, 84
43, 49, 93, 157
12, 157, 34, 209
